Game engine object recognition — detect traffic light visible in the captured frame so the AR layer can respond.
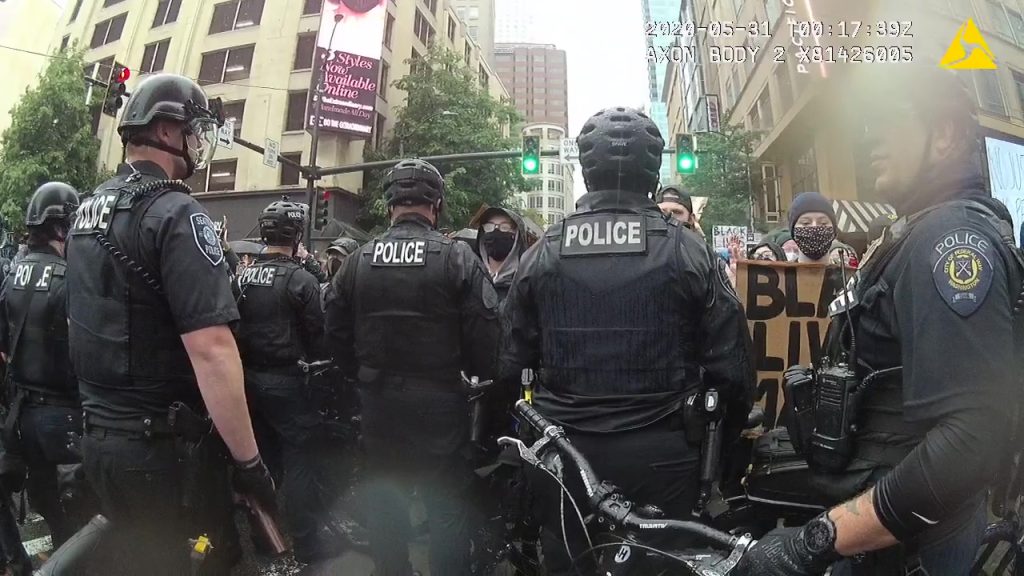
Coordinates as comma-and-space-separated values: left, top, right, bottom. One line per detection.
676, 134, 697, 175
316, 189, 330, 229
521, 135, 540, 175
102, 63, 130, 117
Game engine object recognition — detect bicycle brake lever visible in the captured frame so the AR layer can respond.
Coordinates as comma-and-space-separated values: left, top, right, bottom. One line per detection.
498, 436, 542, 468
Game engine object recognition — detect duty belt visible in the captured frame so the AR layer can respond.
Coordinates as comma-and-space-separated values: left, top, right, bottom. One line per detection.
84, 412, 174, 438
18, 389, 79, 409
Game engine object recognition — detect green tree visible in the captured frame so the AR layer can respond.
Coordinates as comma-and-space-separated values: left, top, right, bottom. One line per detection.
0, 48, 102, 234
681, 125, 760, 237
359, 46, 528, 230
522, 208, 547, 227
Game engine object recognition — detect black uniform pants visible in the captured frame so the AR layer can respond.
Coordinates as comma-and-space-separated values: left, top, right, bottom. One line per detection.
359, 383, 474, 576
530, 421, 701, 576
82, 426, 238, 575
19, 403, 84, 547
244, 368, 332, 558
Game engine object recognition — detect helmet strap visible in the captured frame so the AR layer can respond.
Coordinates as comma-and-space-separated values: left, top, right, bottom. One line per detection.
131, 134, 196, 179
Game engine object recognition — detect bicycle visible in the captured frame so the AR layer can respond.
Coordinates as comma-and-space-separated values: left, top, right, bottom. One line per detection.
500, 399, 756, 575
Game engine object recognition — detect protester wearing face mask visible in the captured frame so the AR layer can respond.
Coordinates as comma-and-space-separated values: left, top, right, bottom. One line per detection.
788, 192, 857, 265
475, 207, 527, 302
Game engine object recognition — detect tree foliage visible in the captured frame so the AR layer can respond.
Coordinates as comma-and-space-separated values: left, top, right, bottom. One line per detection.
0, 48, 102, 234
681, 125, 760, 236
359, 47, 528, 230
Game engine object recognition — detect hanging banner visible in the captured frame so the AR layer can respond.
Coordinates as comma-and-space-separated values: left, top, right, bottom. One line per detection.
310, 0, 388, 137
736, 261, 841, 429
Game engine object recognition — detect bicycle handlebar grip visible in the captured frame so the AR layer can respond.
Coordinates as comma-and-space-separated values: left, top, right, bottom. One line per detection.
515, 399, 553, 433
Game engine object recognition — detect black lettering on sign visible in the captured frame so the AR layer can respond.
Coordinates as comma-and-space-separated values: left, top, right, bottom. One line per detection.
371, 240, 427, 267
12, 264, 33, 289
239, 265, 276, 287
783, 267, 816, 318
560, 214, 647, 257
70, 193, 116, 234
746, 267, 784, 321
751, 321, 784, 372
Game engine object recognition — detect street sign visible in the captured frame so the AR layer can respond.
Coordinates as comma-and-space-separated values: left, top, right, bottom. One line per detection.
217, 119, 235, 150
560, 138, 579, 162
263, 138, 280, 169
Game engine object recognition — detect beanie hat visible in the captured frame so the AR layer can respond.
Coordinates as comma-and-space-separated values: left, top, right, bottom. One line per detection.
657, 186, 693, 213
788, 192, 836, 232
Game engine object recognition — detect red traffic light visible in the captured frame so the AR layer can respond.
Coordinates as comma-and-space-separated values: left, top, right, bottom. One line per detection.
322, 190, 331, 201
116, 67, 131, 83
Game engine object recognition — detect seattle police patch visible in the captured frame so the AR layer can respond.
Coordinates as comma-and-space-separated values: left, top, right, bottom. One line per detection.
931, 228, 993, 317
190, 213, 224, 267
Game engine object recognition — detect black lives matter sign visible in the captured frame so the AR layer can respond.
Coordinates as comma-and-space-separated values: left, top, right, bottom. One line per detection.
736, 261, 842, 429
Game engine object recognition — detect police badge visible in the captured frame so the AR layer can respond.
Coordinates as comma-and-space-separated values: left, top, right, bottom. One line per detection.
191, 213, 225, 266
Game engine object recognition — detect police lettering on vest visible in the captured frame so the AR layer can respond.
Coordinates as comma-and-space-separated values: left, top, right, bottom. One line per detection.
561, 214, 647, 257
371, 240, 427, 267
239, 265, 276, 287
12, 263, 53, 292
71, 193, 117, 233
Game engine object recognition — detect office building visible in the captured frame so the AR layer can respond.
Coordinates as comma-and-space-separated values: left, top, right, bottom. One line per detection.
493, 43, 568, 130
666, 0, 1024, 237
451, 0, 495, 67
55, 0, 507, 242
494, 0, 544, 43
0, 0, 63, 137
642, 0, 680, 182
518, 123, 574, 224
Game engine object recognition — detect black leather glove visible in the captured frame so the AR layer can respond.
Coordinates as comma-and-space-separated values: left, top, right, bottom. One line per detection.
232, 454, 277, 514
733, 515, 841, 576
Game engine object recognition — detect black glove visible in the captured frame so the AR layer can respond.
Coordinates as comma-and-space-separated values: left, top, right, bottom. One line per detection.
233, 454, 277, 514
733, 515, 841, 576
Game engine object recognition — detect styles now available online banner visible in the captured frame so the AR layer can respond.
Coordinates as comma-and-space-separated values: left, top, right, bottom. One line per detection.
309, 0, 388, 137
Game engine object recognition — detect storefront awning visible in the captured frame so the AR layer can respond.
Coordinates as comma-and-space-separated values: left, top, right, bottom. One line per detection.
832, 200, 895, 234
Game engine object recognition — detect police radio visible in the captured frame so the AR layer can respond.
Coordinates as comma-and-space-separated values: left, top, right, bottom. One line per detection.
808, 360, 860, 473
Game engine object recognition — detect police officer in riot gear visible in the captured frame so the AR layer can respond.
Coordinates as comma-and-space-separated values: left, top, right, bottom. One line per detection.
500, 107, 755, 575
325, 159, 499, 576
735, 64, 1024, 576
235, 199, 340, 563
0, 182, 80, 565
65, 73, 273, 575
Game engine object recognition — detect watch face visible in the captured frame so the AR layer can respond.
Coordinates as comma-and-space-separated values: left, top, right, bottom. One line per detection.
805, 516, 836, 554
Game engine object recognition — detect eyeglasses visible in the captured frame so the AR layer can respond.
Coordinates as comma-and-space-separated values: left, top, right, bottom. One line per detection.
482, 222, 515, 233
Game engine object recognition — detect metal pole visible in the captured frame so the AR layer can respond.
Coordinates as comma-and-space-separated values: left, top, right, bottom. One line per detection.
234, 137, 309, 175
306, 17, 343, 245
319, 149, 562, 177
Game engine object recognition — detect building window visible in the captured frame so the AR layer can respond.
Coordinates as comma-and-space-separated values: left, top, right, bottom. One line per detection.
374, 113, 386, 149
69, 0, 84, 23
414, 9, 434, 45
758, 88, 773, 129
468, 6, 479, 18
447, 16, 456, 41
198, 45, 255, 85
378, 61, 389, 97
547, 197, 556, 208
140, 39, 171, 74
222, 100, 245, 137
974, 69, 1007, 115
479, 64, 488, 89
285, 91, 308, 131
103, 0, 126, 6
293, 33, 316, 70
152, 0, 182, 27
792, 145, 819, 197
988, 1, 1013, 38
384, 13, 395, 49
280, 152, 302, 186
410, 48, 423, 73
302, 0, 323, 15
209, 0, 264, 35
60, 35, 70, 51
90, 13, 127, 49
207, 160, 237, 192
425, 0, 437, 13
465, 42, 472, 63
185, 167, 209, 193
774, 63, 792, 113
546, 163, 555, 175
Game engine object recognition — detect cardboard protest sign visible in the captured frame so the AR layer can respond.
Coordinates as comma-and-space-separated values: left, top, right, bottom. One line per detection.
736, 260, 843, 429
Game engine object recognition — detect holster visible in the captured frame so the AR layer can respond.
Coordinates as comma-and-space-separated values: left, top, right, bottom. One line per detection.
167, 402, 223, 512
682, 390, 709, 445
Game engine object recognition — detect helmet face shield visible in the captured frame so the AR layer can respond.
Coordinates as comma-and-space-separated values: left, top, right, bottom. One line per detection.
186, 117, 219, 171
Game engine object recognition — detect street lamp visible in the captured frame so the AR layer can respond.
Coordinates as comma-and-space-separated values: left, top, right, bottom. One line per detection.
397, 110, 458, 157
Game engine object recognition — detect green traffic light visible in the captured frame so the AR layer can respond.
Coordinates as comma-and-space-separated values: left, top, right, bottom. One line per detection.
523, 158, 538, 173
678, 156, 694, 171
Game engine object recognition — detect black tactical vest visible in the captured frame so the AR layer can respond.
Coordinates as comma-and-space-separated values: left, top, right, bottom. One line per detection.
66, 172, 197, 416
4, 250, 74, 396
351, 220, 462, 382
534, 209, 701, 397
235, 257, 307, 366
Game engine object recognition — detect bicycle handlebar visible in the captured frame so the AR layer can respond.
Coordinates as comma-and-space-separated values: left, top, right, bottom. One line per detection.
510, 400, 750, 554
297, 359, 334, 374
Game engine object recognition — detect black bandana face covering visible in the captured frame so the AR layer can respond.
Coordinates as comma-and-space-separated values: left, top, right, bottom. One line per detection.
483, 230, 515, 261
792, 225, 836, 260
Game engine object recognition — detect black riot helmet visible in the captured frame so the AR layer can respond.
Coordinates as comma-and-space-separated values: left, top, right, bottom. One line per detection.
382, 159, 445, 216
25, 182, 80, 228
117, 73, 221, 180
259, 198, 308, 247
577, 107, 664, 195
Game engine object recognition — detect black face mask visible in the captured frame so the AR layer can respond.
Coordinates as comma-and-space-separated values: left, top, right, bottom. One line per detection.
483, 230, 515, 261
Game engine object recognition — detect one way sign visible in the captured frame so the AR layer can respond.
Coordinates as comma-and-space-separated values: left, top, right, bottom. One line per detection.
560, 138, 579, 162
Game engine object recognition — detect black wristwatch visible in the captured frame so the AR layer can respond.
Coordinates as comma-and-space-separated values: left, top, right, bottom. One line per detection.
803, 513, 839, 559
